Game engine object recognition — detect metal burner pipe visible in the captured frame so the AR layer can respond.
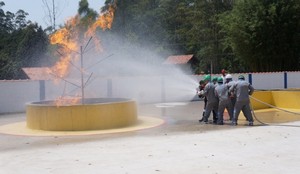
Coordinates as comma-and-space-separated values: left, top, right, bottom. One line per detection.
80, 46, 84, 104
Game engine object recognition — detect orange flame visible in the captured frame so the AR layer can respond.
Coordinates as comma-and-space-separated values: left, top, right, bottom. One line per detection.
49, 16, 81, 78
86, 5, 115, 35
54, 96, 81, 107
48, 2, 116, 105
86, 4, 116, 52
50, 4, 116, 78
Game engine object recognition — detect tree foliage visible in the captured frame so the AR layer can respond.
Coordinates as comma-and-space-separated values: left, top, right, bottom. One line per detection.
108, 0, 235, 73
1, 0, 300, 80
0, 2, 49, 79
104, 0, 300, 73
219, 0, 300, 72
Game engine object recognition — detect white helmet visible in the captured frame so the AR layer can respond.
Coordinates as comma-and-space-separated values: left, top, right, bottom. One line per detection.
225, 74, 232, 79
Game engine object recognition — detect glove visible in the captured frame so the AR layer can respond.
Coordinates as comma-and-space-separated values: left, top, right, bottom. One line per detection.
199, 90, 204, 95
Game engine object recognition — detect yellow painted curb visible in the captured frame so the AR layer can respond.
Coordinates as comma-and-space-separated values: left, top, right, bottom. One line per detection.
0, 116, 164, 137
26, 99, 138, 131
251, 90, 300, 110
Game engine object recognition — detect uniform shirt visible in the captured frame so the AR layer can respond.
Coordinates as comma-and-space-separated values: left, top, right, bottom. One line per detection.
215, 83, 230, 102
203, 82, 218, 103
229, 80, 254, 102
226, 80, 236, 98
222, 76, 226, 84
226, 80, 235, 89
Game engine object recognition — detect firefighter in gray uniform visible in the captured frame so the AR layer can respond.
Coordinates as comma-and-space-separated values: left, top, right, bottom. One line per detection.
225, 74, 236, 120
229, 75, 255, 126
215, 77, 234, 125
200, 75, 219, 124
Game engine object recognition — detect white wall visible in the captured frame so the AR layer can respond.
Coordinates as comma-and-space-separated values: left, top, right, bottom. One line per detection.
1, 71, 300, 113
287, 72, 300, 88
0, 80, 39, 113
251, 72, 285, 89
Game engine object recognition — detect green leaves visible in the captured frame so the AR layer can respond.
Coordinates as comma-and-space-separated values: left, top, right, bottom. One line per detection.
219, 0, 300, 72
0, 2, 49, 79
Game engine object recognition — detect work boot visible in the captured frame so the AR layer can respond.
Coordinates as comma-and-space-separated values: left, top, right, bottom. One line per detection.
203, 117, 208, 124
199, 118, 204, 122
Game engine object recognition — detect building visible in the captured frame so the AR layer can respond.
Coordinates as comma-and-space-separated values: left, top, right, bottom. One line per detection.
163, 54, 197, 74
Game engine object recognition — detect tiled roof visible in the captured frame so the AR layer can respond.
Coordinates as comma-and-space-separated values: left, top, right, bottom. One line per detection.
163, 54, 194, 64
22, 67, 53, 80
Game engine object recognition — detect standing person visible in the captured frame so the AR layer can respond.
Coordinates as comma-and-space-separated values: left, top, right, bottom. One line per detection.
201, 75, 219, 124
212, 76, 218, 85
225, 74, 236, 120
198, 77, 218, 123
211, 76, 218, 122
229, 75, 255, 126
221, 69, 227, 84
197, 80, 207, 122
215, 77, 234, 125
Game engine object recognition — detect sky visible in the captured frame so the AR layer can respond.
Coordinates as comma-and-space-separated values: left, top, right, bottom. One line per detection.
2, 0, 106, 28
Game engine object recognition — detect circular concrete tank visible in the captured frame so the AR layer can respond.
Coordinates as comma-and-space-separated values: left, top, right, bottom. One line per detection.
26, 98, 137, 131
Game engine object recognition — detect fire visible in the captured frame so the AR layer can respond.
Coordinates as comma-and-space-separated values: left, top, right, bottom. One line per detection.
86, 5, 115, 35
54, 96, 81, 107
49, 17, 80, 78
48, 2, 116, 105
86, 4, 116, 52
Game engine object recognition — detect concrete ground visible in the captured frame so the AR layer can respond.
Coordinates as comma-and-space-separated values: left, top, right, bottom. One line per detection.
0, 101, 300, 174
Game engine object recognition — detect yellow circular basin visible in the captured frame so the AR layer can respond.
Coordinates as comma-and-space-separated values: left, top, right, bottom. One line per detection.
26, 98, 137, 131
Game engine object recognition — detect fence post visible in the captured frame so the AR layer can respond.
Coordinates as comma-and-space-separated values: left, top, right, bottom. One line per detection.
107, 78, 112, 97
248, 73, 252, 85
39, 80, 45, 101
284, 72, 287, 89
161, 77, 166, 103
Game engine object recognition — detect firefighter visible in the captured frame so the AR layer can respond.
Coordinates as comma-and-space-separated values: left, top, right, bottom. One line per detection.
197, 80, 206, 99
215, 77, 233, 125
197, 80, 207, 122
229, 75, 255, 126
221, 69, 227, 84
200, 75, 219, 124
211, 76, 219, 121
225, 74, 236, 120
212, 76, 218, 85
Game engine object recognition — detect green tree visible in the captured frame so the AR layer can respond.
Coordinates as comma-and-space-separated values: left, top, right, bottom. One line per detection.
0, 1, 49, 79
100, 0, 300, 73
78, 0, 97, 31
107, 0, 167, 51
98, 0, 172, 67
219, 0, 300, 72
109, 0, 234, 73
156, 0, 234, 73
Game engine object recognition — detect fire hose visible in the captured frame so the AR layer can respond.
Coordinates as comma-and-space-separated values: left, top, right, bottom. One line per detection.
249, 96, 300, 126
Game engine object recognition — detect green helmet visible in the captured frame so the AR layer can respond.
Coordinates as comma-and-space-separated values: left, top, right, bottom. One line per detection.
238, 75, 245, 80
212, 76, 218, 82
203, 75, 211, 81
217, 77, 223, 83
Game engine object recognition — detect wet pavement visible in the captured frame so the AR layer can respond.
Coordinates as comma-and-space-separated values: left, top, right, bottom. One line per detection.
0, 101, 300, 174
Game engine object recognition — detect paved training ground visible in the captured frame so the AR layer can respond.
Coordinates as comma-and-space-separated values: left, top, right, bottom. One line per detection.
0, 101, 300, 174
